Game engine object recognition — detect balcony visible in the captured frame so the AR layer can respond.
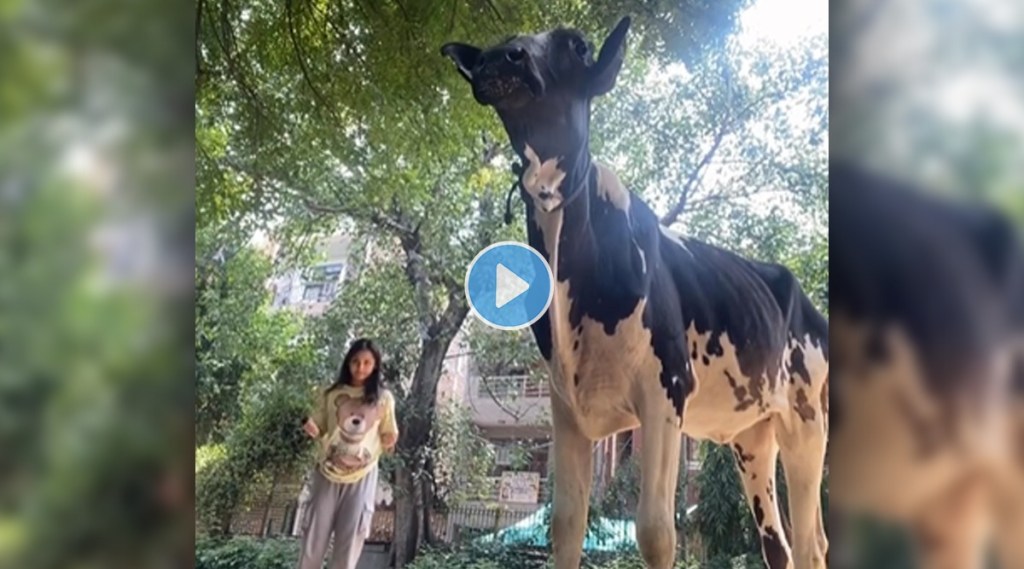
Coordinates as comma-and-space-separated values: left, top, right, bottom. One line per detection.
468, 374, 551, 432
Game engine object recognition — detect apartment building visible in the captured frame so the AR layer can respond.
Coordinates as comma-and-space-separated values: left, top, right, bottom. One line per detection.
267, 232, 359, 316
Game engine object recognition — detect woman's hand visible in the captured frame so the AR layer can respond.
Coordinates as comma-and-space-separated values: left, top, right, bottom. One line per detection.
302, 418, 320, 438
381, 433, 397, 453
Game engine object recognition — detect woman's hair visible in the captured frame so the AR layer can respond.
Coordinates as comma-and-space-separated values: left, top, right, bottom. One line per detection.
328, 337, 383, 405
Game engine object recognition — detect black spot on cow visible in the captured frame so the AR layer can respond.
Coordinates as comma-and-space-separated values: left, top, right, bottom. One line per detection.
733, 443, 755, 475
572, 338, 580, 352
864, 328, 889, 364
753, 495, 765, 526
726, 370, 757, 411
705, 332, 724, 358
574, 373, 580, 386
701, 355, 710, 366
691, 341, 698, 360
787, 346, 811, 385
762, 526, 789, 569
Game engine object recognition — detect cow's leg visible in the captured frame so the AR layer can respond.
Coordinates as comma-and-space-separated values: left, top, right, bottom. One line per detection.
776, 403, 828, 568
734, 419, 793, 569
550, 396, 594, 569
993, 398, 1024, 569
636, 400, 681, 569
910, 472, 991, 569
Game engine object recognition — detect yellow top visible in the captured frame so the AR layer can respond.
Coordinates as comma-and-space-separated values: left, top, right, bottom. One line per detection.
308, 384, 398, 484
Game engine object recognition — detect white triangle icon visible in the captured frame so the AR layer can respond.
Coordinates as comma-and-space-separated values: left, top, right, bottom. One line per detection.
495, 263, 530, 309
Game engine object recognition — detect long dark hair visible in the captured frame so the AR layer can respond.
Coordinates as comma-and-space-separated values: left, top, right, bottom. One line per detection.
328, 337, 383, 405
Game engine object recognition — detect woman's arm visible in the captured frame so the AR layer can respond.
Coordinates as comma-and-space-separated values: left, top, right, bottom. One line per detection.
303, 387, 328, 438
379, 391, 400, 451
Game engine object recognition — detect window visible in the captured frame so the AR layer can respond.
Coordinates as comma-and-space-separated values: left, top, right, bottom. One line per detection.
495, 443, 513, 466
303, 283, 323, 301
301, 262, 345, 303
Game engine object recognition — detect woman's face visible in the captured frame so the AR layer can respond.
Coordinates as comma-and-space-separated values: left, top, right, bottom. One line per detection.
348, 349, 376, 385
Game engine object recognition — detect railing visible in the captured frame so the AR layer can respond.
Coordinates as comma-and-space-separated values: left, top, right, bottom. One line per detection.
475, 374, 549, 400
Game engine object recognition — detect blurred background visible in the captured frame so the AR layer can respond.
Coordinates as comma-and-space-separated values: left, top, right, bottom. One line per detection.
831, 0, 1024, 568
0, 0, 195, 568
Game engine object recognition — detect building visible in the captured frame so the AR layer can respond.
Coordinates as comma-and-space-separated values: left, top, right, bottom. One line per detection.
266, 232, 360, 316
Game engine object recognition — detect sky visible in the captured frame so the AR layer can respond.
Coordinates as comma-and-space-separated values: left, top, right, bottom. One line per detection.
739, 0, 828, 48
642, 0, 829, 233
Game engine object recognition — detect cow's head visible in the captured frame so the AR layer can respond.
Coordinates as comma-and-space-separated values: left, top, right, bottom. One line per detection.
441, 17, 630, 162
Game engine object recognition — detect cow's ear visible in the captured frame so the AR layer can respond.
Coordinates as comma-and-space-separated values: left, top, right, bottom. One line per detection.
441, 42, 481, 84
587, 16, 630, 97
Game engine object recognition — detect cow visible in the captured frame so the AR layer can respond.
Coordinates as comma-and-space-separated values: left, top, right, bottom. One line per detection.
441, 17, 829, 569
829, 161, 1024, 569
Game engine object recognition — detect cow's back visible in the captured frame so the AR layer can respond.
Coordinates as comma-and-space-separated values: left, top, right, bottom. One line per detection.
654, 232, 827, 441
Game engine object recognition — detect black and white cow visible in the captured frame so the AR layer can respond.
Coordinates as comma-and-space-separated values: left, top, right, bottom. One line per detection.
829, 161, 1024, 569
442, 17, 829, 569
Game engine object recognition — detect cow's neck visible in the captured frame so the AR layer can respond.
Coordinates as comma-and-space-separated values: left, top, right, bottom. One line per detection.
507, 117, 597, 266
521, 150, 596, 275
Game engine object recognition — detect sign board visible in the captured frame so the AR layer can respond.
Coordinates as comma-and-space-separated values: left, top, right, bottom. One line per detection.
498, 471, 541, 504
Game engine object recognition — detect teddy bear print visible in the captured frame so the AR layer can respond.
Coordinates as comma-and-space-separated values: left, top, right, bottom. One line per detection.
323, 394, 383, 473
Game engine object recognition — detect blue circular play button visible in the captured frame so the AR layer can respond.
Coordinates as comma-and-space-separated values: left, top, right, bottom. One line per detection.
465, 241, 554, 330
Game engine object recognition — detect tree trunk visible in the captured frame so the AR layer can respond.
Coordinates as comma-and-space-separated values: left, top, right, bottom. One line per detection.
392, 464, 423, 569
260, 471, 280, 537
391, 334, 456, 568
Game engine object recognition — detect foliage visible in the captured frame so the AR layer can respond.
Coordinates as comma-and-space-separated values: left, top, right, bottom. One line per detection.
407, 542, 704, 569
195, 536, 300, 569
430, 401, 497, 509
196, 384, 315, 536
695, 442, 763, 565
596, 452, 692, 529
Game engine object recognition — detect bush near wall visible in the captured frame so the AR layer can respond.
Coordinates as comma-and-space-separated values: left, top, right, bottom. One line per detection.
195, 537, 716, 569
195, 536, 300, 569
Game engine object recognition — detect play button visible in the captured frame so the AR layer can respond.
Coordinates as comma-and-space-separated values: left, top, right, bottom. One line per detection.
495, 264, 529, 308
466, 241, 554, 330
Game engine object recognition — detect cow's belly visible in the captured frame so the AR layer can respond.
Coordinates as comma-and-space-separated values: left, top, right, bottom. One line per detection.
679, 323, 789, 443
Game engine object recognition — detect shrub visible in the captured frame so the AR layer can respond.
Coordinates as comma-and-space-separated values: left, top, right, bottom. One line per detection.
195, 536, 300, 569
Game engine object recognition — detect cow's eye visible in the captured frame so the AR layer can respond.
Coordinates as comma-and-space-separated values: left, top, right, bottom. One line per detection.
571, 37, 588, 58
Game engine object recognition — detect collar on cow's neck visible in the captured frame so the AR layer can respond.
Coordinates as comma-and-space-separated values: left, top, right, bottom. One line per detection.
503, 159, 592, 225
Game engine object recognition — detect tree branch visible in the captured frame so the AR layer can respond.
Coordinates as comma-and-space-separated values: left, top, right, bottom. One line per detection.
661, 122, 728, 225
285, 0, 332, 115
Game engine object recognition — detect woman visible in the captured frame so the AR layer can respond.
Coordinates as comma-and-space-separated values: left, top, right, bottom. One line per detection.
297, 338, 399, 569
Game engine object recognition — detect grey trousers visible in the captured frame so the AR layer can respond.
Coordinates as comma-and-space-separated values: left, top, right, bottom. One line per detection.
296, 464, 378, 569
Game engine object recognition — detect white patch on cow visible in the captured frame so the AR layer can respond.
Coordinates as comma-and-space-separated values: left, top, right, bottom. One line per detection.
634, 239, 647, 274
546, 287, 658, 440
659, 225, 693, 256
522, 144, 567, 213
594, 162, 630, 211
829, 315, 1011, 522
